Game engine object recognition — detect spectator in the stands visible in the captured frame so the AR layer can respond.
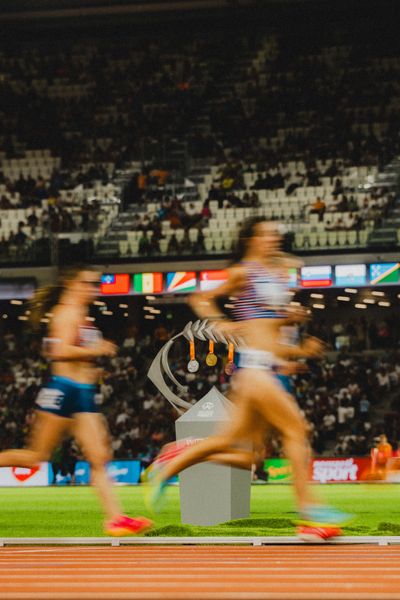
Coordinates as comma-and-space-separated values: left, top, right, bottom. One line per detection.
309, 197, 326, 220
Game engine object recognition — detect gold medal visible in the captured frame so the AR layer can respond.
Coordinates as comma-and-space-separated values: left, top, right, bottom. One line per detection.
206, 340, 217, 367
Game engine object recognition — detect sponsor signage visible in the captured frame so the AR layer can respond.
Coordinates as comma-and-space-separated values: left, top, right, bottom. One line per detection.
0, 463, 50, 487
107, 461, 141, 485
74, 460, 141, 485
311, 458, 370, 483
264, 458, 293, 482
74, 461, 91, 485
265, 457, 371, 483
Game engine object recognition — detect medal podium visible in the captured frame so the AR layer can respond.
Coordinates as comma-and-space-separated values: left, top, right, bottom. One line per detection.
148, 320, 251, 526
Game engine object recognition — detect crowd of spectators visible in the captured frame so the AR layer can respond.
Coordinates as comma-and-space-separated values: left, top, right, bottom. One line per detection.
290, 352, 399, 457
1, 22, 400, 259
1, 309, 399, 479
309, 313, 400, 352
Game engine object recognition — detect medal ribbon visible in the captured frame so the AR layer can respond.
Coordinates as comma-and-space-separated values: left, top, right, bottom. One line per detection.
190, 340, 196, 361
227, 342, 234, 364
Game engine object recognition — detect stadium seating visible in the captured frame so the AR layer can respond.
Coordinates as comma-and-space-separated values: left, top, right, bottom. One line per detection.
1, 26, 400, 260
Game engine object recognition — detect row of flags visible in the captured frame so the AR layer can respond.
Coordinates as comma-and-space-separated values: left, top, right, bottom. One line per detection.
100, 263, 400, 295
100, 270, 228, 295
301, 263, 400, 288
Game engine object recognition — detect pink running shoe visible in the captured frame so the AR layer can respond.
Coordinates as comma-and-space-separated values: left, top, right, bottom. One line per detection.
142, 438, 200, 482
105, 515, 153, 537
156, 438, 200, 465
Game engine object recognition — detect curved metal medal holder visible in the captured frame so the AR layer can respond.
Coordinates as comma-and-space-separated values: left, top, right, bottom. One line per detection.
147, 320, 241, 414
147, 320, 251, 527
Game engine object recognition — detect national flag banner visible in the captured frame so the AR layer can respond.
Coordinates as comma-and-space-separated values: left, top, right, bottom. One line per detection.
133, 272, 163, 294
370, 263, 400, 285
199, 270, 228, 291
100, 273, 130, 295
301, 265, 332, 288
335, 264, 367, 287
287, 267, 298, 288
166, 272, 197, 294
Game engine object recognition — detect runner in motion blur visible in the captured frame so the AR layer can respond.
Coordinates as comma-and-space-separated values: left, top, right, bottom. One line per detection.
146, 218, 351, 541
0, 265, 152, 536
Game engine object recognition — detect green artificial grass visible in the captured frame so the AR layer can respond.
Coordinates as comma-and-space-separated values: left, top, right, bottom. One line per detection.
0, 484, 399, 537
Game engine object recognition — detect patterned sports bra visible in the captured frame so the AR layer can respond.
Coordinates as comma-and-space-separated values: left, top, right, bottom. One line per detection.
44, 324, 102, 360
77, 324, 103, 348
231, 261, 290, 321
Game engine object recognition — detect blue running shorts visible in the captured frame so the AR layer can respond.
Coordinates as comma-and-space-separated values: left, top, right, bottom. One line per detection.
274, 373, 294, 394
35, 376, 98, 418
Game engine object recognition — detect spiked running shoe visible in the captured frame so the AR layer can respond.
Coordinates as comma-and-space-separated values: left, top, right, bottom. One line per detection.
296, 505, 353, 528
295, 505, 352, 542
145, 475, 170, 513
141, 438, 200, 483
105, 515, 153, 537
143, 439, 201, 513
297, 525, 342, 542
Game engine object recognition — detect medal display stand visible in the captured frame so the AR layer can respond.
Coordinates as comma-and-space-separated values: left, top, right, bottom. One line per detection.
148, 320, 251, 526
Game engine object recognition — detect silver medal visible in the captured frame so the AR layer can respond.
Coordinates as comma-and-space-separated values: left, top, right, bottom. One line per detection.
187, 359, 200, 373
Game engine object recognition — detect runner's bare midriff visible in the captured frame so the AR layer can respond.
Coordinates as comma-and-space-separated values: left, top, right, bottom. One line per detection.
236, 318, 286, 357
52, 361, 99, 385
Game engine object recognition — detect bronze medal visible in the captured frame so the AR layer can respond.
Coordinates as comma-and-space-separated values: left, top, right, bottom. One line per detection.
224, 362, 236, 376
225, 342, 235, 375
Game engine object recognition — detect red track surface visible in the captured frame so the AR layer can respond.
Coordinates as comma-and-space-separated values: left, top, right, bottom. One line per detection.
1, 545, 400, 599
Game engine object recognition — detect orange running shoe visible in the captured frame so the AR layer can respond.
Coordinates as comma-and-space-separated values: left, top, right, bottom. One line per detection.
297, 525, 342, 542
105, 515, 153, 537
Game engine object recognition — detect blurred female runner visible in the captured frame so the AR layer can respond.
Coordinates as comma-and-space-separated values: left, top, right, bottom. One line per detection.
147, 218, 350, 541
0, 265, 152, 536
